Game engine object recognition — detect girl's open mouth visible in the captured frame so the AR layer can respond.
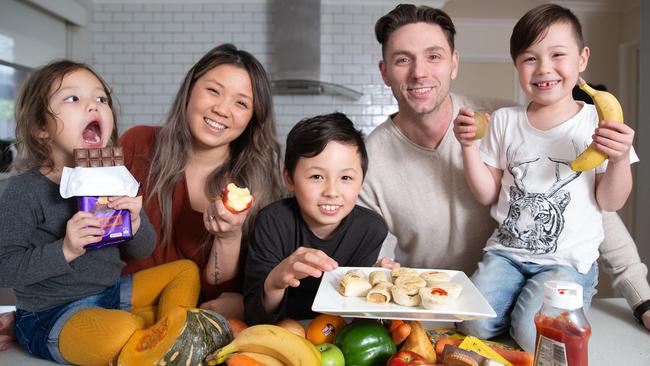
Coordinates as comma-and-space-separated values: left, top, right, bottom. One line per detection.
82, 121, 102, 147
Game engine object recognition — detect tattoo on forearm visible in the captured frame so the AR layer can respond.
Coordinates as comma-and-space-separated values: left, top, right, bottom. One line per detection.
213, 249, 220, 284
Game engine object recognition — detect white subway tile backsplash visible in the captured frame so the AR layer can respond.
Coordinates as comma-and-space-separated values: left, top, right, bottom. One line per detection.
92, 1, 393, 145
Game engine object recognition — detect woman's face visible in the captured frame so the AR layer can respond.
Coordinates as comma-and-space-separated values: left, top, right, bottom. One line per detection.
186, 63, 254, 153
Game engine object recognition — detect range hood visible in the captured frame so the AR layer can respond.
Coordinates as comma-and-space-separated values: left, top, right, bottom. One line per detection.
270, 0, 362, 100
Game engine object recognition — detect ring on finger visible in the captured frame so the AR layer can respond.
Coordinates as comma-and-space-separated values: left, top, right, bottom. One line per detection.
208, 214, 216, 221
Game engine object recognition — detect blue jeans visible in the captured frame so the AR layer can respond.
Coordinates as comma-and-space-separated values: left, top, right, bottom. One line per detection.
457, 250, 598, 352
13, 275, 133, 364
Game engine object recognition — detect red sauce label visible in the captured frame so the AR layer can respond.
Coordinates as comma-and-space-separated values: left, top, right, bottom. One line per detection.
534, 314, 591, 366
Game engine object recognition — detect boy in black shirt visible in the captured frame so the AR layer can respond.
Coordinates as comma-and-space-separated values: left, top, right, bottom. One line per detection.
244, 112, 388, 324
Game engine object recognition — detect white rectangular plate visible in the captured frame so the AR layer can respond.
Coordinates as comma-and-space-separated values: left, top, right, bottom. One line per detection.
312, 267, 496, 322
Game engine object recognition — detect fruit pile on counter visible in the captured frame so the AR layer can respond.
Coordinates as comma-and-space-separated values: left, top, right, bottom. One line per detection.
115, 307, 534, 366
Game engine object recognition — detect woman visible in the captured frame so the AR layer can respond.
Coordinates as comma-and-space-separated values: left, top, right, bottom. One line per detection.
119, 43, 282, 320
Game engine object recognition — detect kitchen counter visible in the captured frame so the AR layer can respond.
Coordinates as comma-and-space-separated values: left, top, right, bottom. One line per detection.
1, 298, 648, 365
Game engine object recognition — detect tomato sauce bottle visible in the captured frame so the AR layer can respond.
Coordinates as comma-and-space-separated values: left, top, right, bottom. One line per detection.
534, 281, 591, 366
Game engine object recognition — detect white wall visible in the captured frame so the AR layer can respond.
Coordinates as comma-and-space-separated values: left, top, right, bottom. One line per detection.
0, 0, 75, 68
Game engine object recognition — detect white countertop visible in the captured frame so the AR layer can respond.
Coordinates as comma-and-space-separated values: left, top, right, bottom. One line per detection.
1, 298, 648, 365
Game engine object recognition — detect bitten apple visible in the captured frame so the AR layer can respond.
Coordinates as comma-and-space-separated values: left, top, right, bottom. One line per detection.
387, 350, 427, 366
316, 343, 345, 366
222, 183, 254, 214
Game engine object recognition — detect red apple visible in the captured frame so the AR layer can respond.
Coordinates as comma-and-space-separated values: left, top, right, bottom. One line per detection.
387, 350, 427, 366
221, 183, 254, 214
316, 343, 345, 366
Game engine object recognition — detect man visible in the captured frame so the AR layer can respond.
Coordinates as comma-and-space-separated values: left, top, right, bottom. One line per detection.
359, 4, 650, 329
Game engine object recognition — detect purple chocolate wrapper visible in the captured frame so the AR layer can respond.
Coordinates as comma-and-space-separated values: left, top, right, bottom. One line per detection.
76, 196, 133, 249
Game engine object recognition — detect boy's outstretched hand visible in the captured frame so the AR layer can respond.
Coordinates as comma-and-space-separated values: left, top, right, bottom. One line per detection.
453, 107, 489, 147
265, 247, 338, 291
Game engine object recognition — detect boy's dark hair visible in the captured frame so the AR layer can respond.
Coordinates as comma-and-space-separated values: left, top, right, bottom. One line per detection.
284, 112, 368, 179
375, 4, 456, 59
510, 4, 584, 62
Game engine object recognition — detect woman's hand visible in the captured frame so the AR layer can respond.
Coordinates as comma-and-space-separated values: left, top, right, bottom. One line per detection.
199, 292, 244, 320
203, 197, 248, 239
108, 195, 143, 234
265, 247, 338, 291
0, 311, 16, 351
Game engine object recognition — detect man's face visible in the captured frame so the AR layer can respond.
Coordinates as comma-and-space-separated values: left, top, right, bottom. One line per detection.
379, 22, 458, 119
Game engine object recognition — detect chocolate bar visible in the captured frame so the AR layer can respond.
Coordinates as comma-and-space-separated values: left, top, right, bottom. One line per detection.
77, 196, 132, 249
74, 147, 124, 167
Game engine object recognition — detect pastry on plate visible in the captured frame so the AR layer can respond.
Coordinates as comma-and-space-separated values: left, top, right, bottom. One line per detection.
390, 267, 418, 280
366, 282, 393, 304
338, 275, 372, 297
369, 270, 390, 286
420, 270, 451, 285
391, 283, 422, 307
394, 274, 426, 289
419, 282, 463, 309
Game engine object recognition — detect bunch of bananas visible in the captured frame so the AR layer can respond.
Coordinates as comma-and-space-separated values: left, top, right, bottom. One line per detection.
570, 77, 625, 171
205, 324, 321, 366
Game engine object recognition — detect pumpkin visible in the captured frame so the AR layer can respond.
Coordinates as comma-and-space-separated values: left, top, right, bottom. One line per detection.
118, 306, 233, 366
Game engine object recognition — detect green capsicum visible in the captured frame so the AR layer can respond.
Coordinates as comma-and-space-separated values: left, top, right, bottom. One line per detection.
334, 320, 396, 366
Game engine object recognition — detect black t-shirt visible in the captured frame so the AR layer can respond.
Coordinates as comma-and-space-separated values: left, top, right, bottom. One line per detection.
243, 197, 388, 324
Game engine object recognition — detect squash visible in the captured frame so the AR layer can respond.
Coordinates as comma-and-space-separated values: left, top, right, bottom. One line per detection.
118, 306, 233, 366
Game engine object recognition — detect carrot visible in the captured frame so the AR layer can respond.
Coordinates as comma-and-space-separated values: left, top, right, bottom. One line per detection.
434, 337, 461, 356
434, 337, 533, 366
391, 322, 412, 345
490, 348, 534, 366
388, 319, 405, 332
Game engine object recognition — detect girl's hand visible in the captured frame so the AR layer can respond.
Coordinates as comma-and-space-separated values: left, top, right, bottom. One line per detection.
453, 107, 487, 147
203, 197, 248, 239
594, 120, 635, 164
374, 256, 400, 269
642, 309, 650, 331
108, 196, 143, 234
63, 211, 103, 262
265, 247, 338, 291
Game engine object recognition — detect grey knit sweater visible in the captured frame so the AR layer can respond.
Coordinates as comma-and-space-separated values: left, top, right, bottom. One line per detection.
0, 169, 155, 312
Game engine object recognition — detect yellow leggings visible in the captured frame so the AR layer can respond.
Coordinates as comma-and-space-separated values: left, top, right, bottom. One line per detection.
58, 259, 200, 366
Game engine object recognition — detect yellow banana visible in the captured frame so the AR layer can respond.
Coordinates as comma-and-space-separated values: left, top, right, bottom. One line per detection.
570, 77, 625, 171
238, 351, 288, 366
205, 324, 321, 366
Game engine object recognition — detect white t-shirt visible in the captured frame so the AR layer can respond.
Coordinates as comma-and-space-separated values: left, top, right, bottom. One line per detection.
480, 103, 639, 273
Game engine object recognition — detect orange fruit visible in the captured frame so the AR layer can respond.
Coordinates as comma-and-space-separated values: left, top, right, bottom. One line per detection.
306, 314, 347, 344
228, 318, 248, 338
276, 318, 306, 338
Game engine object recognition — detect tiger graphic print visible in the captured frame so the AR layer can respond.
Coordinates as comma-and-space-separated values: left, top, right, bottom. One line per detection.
497, 144, 582, 254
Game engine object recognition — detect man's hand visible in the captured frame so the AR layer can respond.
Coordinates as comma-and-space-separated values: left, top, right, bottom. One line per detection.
374, 256, 400, 269
642, 309, 650, 331
0, 311, 15, 351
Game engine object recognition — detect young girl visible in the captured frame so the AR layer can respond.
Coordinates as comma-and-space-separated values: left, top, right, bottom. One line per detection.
0, 60, 200, 365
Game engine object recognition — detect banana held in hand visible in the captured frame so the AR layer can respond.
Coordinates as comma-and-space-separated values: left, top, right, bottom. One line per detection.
205, 324, 321, 366
569, 77, 624, 171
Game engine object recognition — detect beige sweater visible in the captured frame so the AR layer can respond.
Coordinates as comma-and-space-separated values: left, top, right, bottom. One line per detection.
359, 93, 650, 309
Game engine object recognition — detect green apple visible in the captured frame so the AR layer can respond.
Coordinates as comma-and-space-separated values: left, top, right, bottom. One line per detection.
316, 342, 345, 366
